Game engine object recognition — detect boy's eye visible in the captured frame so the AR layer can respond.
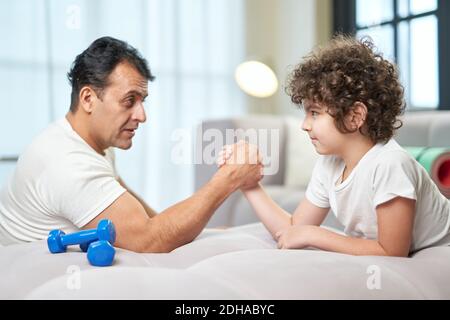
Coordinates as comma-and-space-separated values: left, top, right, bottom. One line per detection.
311, 111, 318, 116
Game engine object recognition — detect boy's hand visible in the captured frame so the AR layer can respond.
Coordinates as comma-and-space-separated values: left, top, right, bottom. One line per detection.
275, 225, 314, 249
216, 144, 233, 167
216, 140, 263, 168
214, 140, 264, 191
216, 141, 264, 190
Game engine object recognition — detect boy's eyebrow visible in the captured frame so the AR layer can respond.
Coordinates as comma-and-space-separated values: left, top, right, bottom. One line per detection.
304, 104, 320, 112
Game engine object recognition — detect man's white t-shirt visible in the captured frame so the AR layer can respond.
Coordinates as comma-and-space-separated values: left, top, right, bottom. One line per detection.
0, 117, 126, 245
306, 138, 450, 253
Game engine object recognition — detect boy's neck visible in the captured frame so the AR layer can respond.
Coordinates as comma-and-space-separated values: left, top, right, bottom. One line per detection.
339, 135, 376, 173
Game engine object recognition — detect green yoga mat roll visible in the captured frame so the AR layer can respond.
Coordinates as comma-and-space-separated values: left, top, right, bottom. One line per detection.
404, 147, 450, 198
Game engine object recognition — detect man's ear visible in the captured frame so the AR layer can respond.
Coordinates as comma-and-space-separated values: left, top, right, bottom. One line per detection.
349, 102, 368, 130
78, 86, 97, 114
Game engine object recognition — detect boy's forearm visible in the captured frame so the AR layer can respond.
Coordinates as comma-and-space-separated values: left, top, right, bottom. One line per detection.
307, 226, 390, 256
243, 184, 292, 237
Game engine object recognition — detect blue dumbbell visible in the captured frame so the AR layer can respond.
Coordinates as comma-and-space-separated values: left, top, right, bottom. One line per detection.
87, 240, 116, 267
47, 219, 116, 254
80, 240, 95, 253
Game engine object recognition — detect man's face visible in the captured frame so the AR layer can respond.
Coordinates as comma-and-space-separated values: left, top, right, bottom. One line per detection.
90, 61, 148, 151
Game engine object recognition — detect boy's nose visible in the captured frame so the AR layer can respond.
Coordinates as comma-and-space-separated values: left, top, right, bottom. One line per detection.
301, 118, 311, 132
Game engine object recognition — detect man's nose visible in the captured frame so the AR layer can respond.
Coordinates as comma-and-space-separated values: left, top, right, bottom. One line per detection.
133, 102, 147, 123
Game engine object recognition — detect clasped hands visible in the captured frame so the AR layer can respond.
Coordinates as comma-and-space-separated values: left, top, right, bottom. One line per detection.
215, 140, 264, 190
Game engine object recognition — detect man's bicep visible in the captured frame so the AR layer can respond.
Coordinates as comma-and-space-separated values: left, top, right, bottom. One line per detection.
81, 191, 150, 251
116, 176, 158, 218
292, 197, 330, 226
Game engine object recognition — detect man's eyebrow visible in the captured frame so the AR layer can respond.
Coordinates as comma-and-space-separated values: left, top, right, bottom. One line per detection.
122, 90, 148, 99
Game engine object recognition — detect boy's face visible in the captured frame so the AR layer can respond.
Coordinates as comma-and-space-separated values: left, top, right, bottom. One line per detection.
301, 100, 348, 156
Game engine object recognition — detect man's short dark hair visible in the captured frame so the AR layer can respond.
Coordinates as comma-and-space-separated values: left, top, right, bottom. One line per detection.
67, 36, 155, 112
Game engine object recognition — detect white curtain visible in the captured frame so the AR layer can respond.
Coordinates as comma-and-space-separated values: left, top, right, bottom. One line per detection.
0, 0, 245, 210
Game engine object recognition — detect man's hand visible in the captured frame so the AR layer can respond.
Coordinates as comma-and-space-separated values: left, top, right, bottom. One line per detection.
215, 140, 264, 190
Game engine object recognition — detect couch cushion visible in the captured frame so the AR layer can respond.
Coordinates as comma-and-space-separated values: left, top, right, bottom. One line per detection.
283, 116, 319, 188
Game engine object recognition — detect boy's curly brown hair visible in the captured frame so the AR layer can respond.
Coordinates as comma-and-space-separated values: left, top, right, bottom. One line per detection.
286, 34, 405, 143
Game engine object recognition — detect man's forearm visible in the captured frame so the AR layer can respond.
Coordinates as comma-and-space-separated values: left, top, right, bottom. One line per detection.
307, 226, 389, 256
142, 170, 238, 252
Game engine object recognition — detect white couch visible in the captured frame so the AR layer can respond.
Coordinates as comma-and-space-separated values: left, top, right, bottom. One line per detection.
2, 223, 450, 299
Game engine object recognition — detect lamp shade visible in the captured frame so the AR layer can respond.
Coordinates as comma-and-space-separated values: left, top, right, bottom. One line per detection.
234, 60, 278, 98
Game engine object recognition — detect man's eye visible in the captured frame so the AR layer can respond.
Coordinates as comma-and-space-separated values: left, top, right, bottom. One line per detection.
125, 98, 135, 107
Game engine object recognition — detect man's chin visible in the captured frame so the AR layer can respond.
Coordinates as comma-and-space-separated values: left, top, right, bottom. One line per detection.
115, 140, 133, 150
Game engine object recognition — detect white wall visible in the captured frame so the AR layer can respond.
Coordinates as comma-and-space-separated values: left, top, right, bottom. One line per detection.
244, 0, 332, 115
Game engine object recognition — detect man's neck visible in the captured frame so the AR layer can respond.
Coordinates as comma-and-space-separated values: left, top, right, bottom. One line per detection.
65, 112, 105, 155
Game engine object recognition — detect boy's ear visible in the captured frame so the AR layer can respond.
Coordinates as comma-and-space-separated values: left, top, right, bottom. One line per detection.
349, 102, 368, 130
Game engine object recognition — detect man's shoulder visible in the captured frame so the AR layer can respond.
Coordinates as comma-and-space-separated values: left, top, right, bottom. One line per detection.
21, 120, 66, 160
18, 119, 100, 172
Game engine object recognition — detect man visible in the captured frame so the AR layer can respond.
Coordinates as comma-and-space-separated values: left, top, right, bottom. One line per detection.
0, 37, 263, 252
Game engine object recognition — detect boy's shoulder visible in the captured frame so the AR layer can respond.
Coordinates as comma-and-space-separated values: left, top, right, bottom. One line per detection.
371, 139, 417, 170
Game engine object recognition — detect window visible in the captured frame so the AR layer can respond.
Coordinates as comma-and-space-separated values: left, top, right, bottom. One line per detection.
0, 0, 246, 209
333, 0, 450, 110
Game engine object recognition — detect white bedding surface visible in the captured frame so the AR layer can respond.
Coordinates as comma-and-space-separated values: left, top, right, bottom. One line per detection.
1, 223, 449, 299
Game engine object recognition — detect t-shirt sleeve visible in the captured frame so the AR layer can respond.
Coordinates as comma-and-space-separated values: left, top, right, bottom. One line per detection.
45, 153, 126, 228
371, 151, 418, 208
305, 156, 330, 208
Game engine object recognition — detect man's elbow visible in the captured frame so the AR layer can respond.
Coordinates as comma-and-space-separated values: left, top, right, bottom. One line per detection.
135, 241, 174, 253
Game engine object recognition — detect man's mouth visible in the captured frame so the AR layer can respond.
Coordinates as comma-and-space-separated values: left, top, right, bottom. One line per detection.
123, 127, 137, 137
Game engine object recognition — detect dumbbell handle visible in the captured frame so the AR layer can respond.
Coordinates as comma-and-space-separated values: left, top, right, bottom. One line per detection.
61, 229, 99, 247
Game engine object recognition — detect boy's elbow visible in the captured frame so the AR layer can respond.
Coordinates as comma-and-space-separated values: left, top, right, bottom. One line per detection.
377, 242, 410, 258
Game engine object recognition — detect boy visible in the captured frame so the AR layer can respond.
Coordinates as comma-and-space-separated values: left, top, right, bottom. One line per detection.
219, 35, 450, 257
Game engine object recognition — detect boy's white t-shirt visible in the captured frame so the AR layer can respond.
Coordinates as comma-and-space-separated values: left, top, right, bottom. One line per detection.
0, 117, 126, 245
306, 138, 450, 253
